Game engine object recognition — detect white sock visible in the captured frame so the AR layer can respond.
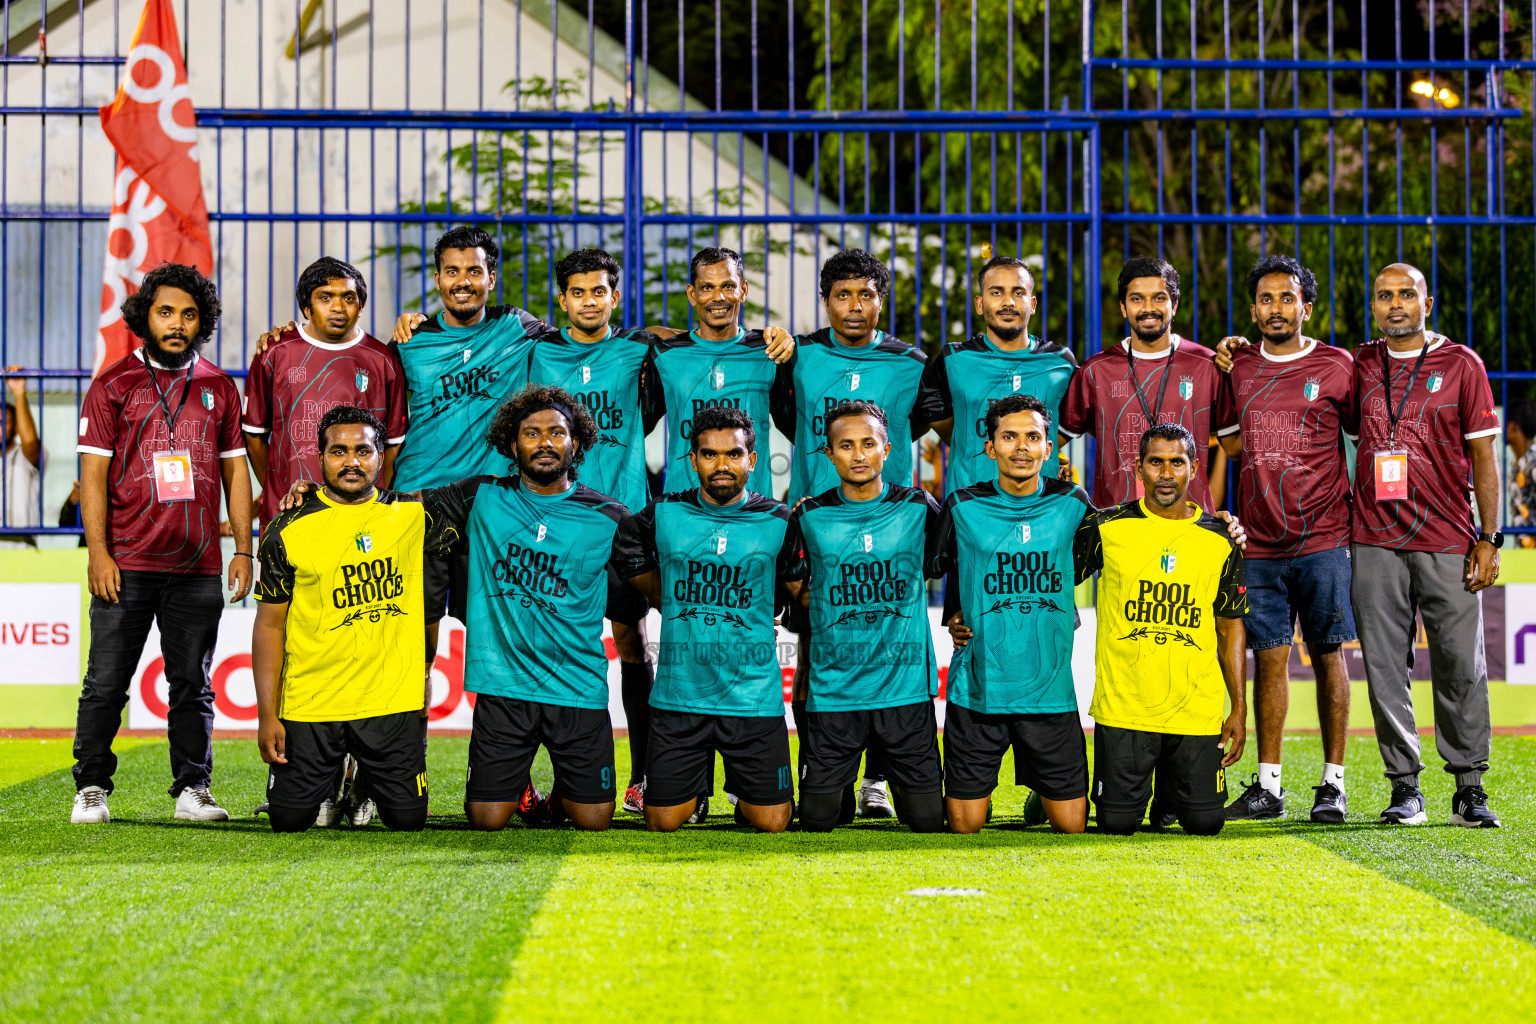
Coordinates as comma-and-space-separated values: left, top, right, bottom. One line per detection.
1322, 763, 1345, 793
1258, 763, 1282, 798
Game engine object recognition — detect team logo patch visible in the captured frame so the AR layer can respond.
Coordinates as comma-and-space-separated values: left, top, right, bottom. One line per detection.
462, 348, 473, 364
581, 365, 592, 384
1018, 523, 1031, 544
1160, 548, 1177, 574
1012, 374, 1023, 392
535, 523, 547, 543
710, 365, 726, 391
1303, 378, 1320, 402
355, 532, 372, 554
355, 370, 369, 393
713, 531, 728, 555
862, 533, 873, 553
847, 370, 861, 392
1427, 373, 1443, 394
200, 387, 215, 410
1178, 376, 1194, 401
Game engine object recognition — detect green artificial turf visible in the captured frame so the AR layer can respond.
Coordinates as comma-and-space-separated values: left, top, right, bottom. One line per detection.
1, 735, 1532, 1023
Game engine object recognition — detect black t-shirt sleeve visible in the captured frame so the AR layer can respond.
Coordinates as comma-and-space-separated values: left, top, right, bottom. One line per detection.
254, 520, 296, 604
769, 350, 798, 440
1215, 542, 1248, 618
640, 348, 665, 434
924, 495, 959, 579
1072, 511, 1105, 586
420, 476, 492, 558
776, 511, 809, 581
614, 503, 660, 578
914, 345, 953, 423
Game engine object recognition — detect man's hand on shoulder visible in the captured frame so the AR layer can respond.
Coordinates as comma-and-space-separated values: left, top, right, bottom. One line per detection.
1213, 336, 1250, 373
254, 321, 299, 356
279, 479, 319, 513
393, 312, 430, 344
764, 326, 795, 364
1213, 510, 1247, 551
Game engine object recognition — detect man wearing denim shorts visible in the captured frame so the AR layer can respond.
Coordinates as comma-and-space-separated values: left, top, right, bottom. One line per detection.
1213, 255, 1356, 823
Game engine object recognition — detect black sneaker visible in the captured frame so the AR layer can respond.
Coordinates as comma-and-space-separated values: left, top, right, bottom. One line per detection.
1450, 786, 1501, 828
1378, 781, 1427, 824
1023, 790, 1048, 826
1146, 797, 1177, 828
1310, 783, 1347, 823
1224, 775, 1286, 820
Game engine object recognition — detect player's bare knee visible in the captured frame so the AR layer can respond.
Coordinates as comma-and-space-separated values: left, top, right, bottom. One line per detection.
465, 802, 512, 831
743, 802, 792, 833
567, 801, 615, 831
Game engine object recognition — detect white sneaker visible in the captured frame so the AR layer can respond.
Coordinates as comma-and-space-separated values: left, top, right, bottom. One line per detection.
71, 786, 110, 824
174, 787, 231, 821
313, 798, 338, 827
348, 798, 376, 827
859, 779, 896, 818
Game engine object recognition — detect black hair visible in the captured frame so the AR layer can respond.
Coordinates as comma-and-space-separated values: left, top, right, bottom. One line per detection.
1117, 256, 1181, 306
688, 405, 756, 453
434, 225, 500, 275
316, 405, 386, 450
296, 257, 368, 316
977, 255, 1035, 293
1509, 400, 1536, 439
556, 248, 621, 292
823, 399, 890, 443
1246, 254, 1318, 305
985, 394, 1050, 440
819, 249, 891, 300
120, 263, 221, 343
485, 384, 599, 477
689, 246, 745, 286
1138, 422, 1198, 463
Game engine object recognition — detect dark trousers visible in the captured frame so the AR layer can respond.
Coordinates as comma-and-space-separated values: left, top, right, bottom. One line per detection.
73, 570, 224, 796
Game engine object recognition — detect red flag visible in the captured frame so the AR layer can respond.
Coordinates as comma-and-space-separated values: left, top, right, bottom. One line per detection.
94, 0, 212, 374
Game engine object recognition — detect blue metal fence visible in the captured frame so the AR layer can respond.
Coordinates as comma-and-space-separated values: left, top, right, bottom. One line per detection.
0, 0, 1529, 538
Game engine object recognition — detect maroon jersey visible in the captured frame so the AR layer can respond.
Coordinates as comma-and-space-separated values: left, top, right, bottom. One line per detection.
1214, 340, 1355, 559
242, 327, 408, 524
1059, 335, 1221, 510
76, 350, 246, 575
1348, 335, 1501, 554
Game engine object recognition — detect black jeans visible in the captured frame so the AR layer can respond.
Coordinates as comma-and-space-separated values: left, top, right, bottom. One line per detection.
73, 570, 224, 796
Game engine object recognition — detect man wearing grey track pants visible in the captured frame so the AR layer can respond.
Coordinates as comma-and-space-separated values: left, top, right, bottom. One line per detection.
1346, 263, 1504, 829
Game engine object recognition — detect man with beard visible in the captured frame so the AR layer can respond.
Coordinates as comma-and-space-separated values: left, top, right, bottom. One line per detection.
771, 248, 928, 817
253, 407, 442, 833
915, 255, 1077, 497
1208, 256, 1356, 823
71, 263, 253, 824
1346, 263, 1503, 827
1075, 424, 1248, 837
1059, 257, 1223, 510
617, 406, 807, 833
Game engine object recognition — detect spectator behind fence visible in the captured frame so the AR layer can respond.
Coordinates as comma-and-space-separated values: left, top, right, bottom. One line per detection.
1508, 401, 1536, 548
1, 366, 43, 549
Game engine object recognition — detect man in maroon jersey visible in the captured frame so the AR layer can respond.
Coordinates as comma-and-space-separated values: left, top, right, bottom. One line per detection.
1347, 263, 1503, 828
243, 258, 408, 525
1058, 256, 1224, 511
1211, 255, 1356, 824
71, 263, 253, 825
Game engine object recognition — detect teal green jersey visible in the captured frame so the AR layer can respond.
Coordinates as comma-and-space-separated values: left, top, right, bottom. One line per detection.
926, 476, 1093, 715
786, 483, 940, 712
914, 333, 1078, 496
526, 326, 655, 513
392, 306, 551, 490
424, 475, 644, 709
617, 489, 806, 716
772, 329, 928, 504
643, 329, 784, 497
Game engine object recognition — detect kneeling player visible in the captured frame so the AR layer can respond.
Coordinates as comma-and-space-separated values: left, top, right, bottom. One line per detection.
931, 395, 1094, 833
785, 401, 944, 832
253, 407, 438, 833
618, 407, 806, 833
1074, 424, 1248, 836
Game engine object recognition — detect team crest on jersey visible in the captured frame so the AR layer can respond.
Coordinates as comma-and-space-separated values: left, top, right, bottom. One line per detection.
1427, 373, 1443, 394
1012, 374, 1023, 392
710, 365, 726, 391
861, 533, 873, 553
462, 348, 473, 364
1178, 376, 1194, 401
200, 387, 215, 410
710, 530, 728, 555
535, 523, 547, 543
355, 370, 369, 393
1018, 523, 1031, 544
1160, 547, 1177, 573
581, 365, 592, 384
355, 532, 372, 554
846, 370, 861, 392
1303, 378, 1321, 402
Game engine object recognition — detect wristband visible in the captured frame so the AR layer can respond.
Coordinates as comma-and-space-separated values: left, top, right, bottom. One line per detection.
231, 552, 253, 560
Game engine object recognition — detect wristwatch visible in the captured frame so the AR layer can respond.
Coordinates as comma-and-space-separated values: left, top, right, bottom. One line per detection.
1477, 531, 1504, 548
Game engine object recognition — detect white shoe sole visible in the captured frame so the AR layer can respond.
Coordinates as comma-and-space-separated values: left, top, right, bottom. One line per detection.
1378, 811, 1428, 825
70, 812, 109, 824
175, 810, 231, 821
1449, 813, 1500, 828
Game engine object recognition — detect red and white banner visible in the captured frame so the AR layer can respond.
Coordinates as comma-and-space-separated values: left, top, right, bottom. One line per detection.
94, 0, 212, 374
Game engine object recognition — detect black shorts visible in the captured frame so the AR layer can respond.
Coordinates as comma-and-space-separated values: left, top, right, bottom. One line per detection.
466, 694, 616, 804
943, 704, 1089, 801
645, 709, 792, 807
424, 552, 469, 626
801, 702, 942, 795
267, 711, 428, 814
1091, 723, 1228, 816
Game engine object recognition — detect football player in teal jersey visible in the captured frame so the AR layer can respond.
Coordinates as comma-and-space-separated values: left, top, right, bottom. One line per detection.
784, 400, 945, 832
915, 256, 1077, 496
617, 406, 806, 833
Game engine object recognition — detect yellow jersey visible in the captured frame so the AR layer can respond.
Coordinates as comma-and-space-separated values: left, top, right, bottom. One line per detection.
255, 488, 445, 722
1073, 499, 1246, 735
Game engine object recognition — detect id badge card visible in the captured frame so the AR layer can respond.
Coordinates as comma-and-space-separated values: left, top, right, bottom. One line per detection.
1373, 449, 1409, 501
152, 449, 196, 503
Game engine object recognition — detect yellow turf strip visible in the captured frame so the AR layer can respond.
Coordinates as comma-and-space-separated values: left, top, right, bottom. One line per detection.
498, 832, 1536, 1024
